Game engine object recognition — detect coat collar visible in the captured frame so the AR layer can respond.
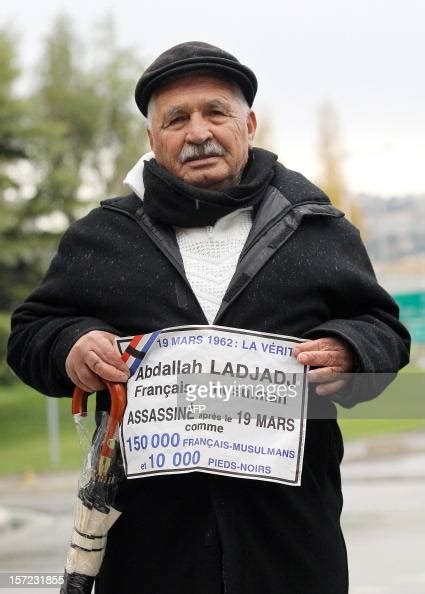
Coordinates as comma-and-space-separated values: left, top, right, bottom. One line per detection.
123, 151, 155, 200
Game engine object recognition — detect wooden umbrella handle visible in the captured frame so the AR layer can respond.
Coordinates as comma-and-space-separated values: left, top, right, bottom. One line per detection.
71, 386, 89, 416
71, 382, 127, 477
100, 381, 127, 460
71, 381, 127, 420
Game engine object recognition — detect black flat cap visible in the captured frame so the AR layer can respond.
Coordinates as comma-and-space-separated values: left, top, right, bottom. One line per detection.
135, 41, 257, 116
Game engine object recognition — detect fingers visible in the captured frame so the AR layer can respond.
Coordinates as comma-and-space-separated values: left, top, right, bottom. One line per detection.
307, 366, 344, 384
307, 366, 349, 396
68, 364, 106, 393
85, 348, 129, 382
293, 337, 354, 372
315, 379, 348, 396
293, 337, 354, 397
86, 333, 130, 375
65, 330, 130, 392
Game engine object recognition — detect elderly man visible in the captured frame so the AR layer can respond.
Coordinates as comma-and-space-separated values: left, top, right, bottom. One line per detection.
8, 42, 409, 593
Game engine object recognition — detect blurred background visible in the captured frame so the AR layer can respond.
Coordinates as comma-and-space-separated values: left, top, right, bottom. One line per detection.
0, 1, 424, 592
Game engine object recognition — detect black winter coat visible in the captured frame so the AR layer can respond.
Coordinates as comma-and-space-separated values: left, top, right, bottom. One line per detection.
8, 162, 410, 594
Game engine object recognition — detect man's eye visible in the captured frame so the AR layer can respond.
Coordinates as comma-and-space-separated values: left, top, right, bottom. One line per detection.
168, 116, 186, 126
210, 110, 225, 117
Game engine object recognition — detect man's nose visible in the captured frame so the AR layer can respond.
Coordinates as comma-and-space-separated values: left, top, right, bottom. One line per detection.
185, 113, 213, 144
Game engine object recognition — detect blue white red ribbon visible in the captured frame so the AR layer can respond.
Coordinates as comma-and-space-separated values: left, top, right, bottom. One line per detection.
121, 331, 161, 376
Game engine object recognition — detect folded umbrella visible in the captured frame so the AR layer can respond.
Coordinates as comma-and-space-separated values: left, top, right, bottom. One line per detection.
61, 381, 127, 594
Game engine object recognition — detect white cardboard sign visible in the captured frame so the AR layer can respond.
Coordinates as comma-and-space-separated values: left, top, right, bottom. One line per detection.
117, 325, 309, 486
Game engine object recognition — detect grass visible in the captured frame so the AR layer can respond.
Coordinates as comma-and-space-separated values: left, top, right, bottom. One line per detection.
336, 365, 425, 439
0, 369, 424, 475
0, 382, 84, 475
337, 418, 425, 440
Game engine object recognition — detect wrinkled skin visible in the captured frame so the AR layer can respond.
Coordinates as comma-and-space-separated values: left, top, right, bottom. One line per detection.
147, 74, 257, 189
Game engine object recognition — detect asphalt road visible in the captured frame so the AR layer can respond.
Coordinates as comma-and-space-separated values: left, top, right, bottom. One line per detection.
0, 444, 424, 594
342, 476, 425, 594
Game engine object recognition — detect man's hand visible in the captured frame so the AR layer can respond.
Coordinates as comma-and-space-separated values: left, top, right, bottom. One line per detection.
65, 330, 130, 392
293, 337, 355, 396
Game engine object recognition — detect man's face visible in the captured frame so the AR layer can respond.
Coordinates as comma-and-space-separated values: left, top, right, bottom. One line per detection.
147, 74, 257, 190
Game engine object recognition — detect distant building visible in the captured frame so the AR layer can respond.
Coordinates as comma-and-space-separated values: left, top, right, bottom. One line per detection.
354, 195, 425, 346
356, 194, 425, 264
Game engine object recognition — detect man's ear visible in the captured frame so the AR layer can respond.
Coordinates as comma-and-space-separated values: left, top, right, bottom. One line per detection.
247, 110, 257, 148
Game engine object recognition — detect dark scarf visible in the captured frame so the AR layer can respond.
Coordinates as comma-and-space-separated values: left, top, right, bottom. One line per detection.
142, 147, 277, 227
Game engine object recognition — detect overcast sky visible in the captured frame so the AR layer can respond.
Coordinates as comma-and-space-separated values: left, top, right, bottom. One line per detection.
2, 0, 424, 196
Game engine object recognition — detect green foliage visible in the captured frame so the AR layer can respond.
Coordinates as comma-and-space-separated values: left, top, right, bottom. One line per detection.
0, 29, 35, 307
0, 29, 27, 172
0, 14, 148, 314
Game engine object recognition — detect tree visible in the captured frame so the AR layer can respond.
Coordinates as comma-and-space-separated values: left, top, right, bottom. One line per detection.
253, 113, 277, 153
0, 28, 34, 380
1, 16, 148, 382
87, 15, 148, 197
0, 28, 36, 310
317, 101, 362, 229
0, 29, 27, 181
29, 14, 147, 222
1, 14, 148, 309
317, 102, 346, 210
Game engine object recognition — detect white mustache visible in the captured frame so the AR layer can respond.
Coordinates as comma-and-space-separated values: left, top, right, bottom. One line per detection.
179, 140, 226, 164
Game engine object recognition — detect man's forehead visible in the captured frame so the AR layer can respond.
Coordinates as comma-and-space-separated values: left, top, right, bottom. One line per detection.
164, 98, 230, 117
